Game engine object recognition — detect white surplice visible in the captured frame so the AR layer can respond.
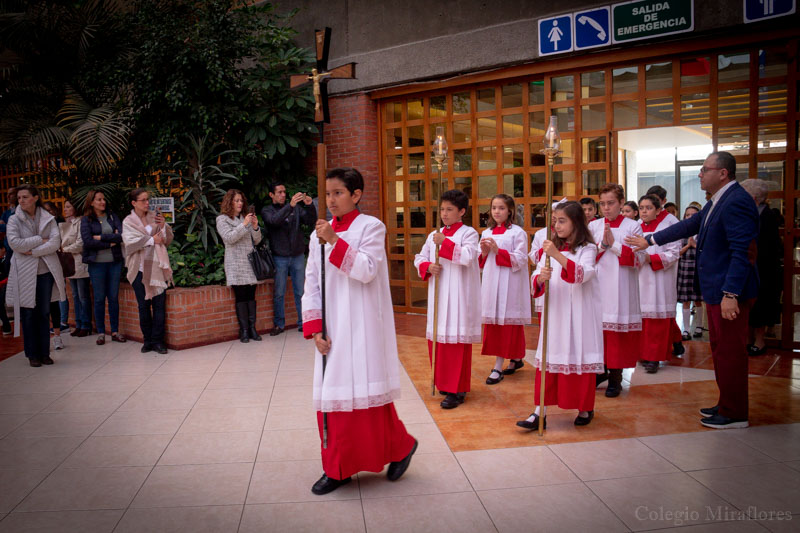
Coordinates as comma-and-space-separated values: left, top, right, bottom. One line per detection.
413, 222, 481, 344
638, 211, 681, 318
479, 224, 531, 325
588, 216, 644, 331
301, 212, 402, 413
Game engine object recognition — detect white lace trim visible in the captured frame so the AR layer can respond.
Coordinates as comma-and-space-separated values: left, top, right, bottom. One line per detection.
534, 360, 606, 374
481, 317, 531, 325
642, 311, 677, 319
602, 321, 642, 332
314, 390, 401, 412
451, 243, 462, 264
427, 333, 482, 344
303, 309, 322, 323
575, 265, 584, 284
339, 243, 357, 275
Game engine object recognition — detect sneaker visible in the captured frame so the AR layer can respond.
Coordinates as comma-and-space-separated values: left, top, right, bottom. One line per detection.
700, 414, 749, 429
699, 405, 719, 417
53, 336, 64, 350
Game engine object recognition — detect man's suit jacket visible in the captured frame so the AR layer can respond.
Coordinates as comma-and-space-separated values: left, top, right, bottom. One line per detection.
653, 181, 759, 305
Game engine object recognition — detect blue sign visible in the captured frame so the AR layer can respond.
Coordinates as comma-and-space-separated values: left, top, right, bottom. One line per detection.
538, 14, 573, 56
744, 0, 795, 22
574, 7, 611, 50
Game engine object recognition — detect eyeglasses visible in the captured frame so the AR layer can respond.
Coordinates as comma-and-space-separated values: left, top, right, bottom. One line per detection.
699, 166, 724, 174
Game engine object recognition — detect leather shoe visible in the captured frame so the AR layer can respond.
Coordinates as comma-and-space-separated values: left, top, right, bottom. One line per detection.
747, 344, 767, 356
516, 413, 546, 430
574, 411, 594, 426
387, 439, 418, 481
141, 344, 153, 354
440, 392, 465, 409
41, 356, 54, 365
673, 342, 685, 356
485, 369, 504, 385
699, 405, 719, 417
311, 474, 351, 495
76, 328, 89, 337
153, 344, 168, 355
29, 358, 42, 367
700, 414, 748, 429
644, 361, 659, 374
269, 326, 284, 337
502, 359, 524, 375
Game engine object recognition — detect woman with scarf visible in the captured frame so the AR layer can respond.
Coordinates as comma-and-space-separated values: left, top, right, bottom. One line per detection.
123, 188, 173, 354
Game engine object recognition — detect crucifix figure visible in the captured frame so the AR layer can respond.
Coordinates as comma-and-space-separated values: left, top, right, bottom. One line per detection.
289, 27, 356, 450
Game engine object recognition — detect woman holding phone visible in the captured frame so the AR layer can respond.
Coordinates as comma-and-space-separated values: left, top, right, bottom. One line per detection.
217, 189, 263, 343
123, 189, 174, 354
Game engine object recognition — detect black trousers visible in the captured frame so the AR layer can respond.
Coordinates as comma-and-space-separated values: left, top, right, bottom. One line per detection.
20, 273, 54, 360
132, 272, 166, 345
232, 284, 256, 303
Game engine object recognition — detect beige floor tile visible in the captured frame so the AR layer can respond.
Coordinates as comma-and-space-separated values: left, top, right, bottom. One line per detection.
217, 356, 280, 373
247, 460, 358, 504
0, 436, 84, 469
404, 423, 450, 454
479, 483, 628, 533
206, 372, 275, 390
257, 428, 320, 462
41, 390, 131, 414
359, 452, 471, 500
455, 446, 578, 490
2, 376, 84, 395
240, 501, 365, 533
62, 434, 171, 468
587, 472, 740, 531
275, 356, 314, 373
0, 414, 33, 438
131, 463, 253, 508
178, 407, 267, 434
93, 409, 188, 436
138, 372, 212, 392
640, 431, 775, 471
549, 438, 680, 481
95, 358, 164, 375
0, 393, 61, 414
17, 466, 150, 511
393, 399, 434, 424
264, 403, 317, 430
785, 461, 800, 473
151, 360, 220, 376
273, 370, 313, 388
0, 468, 52, 513
9, 411, 108, 438
117, 389, 201, 412
729, 424, 800, 462
267, 385, 312, 407
689, 463, 800, 515
647, 521, 773, 532
194, 388, 271, 409
0, 510, 123, 533
758, 514, 800, 532
70, 373, 149, 394
159, 431, 260, 465
362, 492, 494, 533
115, 505, 242, 533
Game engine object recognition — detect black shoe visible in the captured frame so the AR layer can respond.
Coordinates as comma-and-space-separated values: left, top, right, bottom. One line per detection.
700, 414, 749, 429
311, 474, 351, 495
699, 405, 719, 417
502, 359, 524, 375
153, 343, 168, 355
681, 331, 691, 341
595, 372, 608, 387
485, 369, 504, 385
269, 326, 284, 337
235, 302, 250, 343
644, 361, 659, 374
673, 342, 685, 356
440, 393, 465, 409
439, 390, 448, 396
574, 411, 594, 426
246, 301, 262, 341
41, 356, 54, 365
29, 358, 42, 367
747, 344, 767, 356
605, 369, 622, 397
693, 327, 704, 338
516, 413, 546, 430
141, 343, 153, 354
387, 439, 418, 481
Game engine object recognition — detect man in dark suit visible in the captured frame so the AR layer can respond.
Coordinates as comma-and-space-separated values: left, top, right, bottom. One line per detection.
626, 151, 759, 429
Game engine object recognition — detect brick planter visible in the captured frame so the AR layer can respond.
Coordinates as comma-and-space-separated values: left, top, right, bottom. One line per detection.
66, 280, 298, 350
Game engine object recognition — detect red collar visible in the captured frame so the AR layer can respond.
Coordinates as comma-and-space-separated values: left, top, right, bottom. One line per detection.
605, 216, 624, 229
640, 210, 668, 233
442, 222, 463, 237
559, 243, 570, 252
331, 209, 359, 232
491, 225, 509, 235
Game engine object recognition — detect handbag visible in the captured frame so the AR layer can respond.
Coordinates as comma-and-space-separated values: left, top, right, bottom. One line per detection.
248, 232, 276, 280
57, 250, 76, 278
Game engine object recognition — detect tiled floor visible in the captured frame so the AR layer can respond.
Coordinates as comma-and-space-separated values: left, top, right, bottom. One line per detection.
0, 317, 798, 532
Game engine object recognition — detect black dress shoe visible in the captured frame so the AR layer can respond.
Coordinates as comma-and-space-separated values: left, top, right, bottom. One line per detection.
485, 370, 504, 385
41, 356, 54, 365
681, 331, 691, 341
574, 411, 594, 426
141, 344, 153, 354
700, 414, 749, 429
605, 383, 621, 397
269, 326, 284, 337
747, 344, 767, 356
644, 361, 659, 374
595, 372, 608, 387
502, 359, 524, 375
387, 439, 418, 481
440, 393, 465, 409
311, 474, 351, 495
516, 413, 546, 430
699, 405, 719, 417
29, 358, 42, 367
153, 344, 168, 355
673, 342, 685, 356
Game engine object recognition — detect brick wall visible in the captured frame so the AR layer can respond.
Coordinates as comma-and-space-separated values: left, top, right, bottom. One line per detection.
309, 93, 381, 218
66, 281, 298, 350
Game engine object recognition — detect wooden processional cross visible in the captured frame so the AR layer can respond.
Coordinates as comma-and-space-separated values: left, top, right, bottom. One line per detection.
289, 27, 355, 448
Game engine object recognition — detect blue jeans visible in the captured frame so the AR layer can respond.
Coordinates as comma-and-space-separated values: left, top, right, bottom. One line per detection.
273, 254, 305, 329
70, 277, 91, 330
88, 261, 122, 334
59, 299, 68, 328
20, 273, 53, 360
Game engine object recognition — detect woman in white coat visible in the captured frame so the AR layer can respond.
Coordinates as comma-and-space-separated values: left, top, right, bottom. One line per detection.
60, 199, 91, 337
6, 184, 66, 367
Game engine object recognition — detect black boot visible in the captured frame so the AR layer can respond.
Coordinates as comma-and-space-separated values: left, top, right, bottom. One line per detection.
235, 302, 249, 343
605, 369, 623, 397
247, 301, 262, 341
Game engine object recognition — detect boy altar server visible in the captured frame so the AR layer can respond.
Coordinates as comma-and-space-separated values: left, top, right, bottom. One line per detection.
302, 167, 417, 495
414, 189, 481, 409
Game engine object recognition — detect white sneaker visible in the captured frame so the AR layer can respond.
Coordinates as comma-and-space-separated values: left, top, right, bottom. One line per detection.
53, 336, 64, 350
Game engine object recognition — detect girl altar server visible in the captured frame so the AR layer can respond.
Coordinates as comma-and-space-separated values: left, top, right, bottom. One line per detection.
636, 194, 682, 373
414, 189, 481, 409
479, 194, 531, 385
302, 167, 417, 496
517, 201, 604, 430
589, 183, 644, 398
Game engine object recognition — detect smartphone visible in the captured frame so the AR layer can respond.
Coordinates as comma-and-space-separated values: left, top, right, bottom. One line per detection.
248, 205, 256, 215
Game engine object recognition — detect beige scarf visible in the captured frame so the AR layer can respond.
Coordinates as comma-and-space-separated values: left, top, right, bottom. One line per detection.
127, 210, 172, 300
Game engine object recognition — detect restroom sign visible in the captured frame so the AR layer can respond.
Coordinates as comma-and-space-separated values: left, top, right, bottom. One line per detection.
612, 0, 694, 44
743, 0, 795, 22
538, 14, 574, 56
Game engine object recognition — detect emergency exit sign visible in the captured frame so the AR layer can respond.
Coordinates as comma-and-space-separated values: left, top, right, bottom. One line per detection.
612, 0, 694, 44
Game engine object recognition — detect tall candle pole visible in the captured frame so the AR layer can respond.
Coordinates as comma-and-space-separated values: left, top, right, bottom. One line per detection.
431, 126, 448, 396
